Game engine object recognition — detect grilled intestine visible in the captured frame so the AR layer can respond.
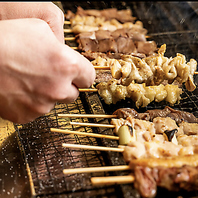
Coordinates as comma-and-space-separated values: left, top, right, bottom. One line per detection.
110, 115, 198, 162
96, 79, 182, 108
92, 44, 197, 91
110, 108, 198, 160
111, 107, 198, 197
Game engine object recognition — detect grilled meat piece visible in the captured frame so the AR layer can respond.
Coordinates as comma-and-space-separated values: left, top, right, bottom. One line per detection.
65, 6, 136, 23
96, 79, 182, 108
70, 15, 144, 34
123, 140, 195, 162
81, 51, 148, 61
92, 44, 197, 90
76, 28, 154, 54
134, 165, 198, 198
113, 106, 198, 124
95, 70, 112, 84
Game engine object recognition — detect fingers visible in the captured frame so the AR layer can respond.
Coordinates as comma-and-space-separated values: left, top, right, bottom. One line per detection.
58, 83, 80, 104
0, 2, 65, 43
60, 45, 96, 88
40, 3, 65, 43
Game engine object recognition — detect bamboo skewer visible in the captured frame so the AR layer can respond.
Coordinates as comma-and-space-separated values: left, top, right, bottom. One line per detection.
64, 20, 71, 25
78, 88, 98, 92
94, 66, 111, 70
64, 29, 73, 33
91, 175, 135, 186
58, 113, 117, 118
70, 121, 115, 128
70, 46, 78, 50
62, 143, 124, 152
63, 165, 130, 174
51, 128, 119, 140
64, 37, 76, 41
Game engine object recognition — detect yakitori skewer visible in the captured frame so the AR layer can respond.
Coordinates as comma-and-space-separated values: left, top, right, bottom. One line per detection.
51, 128, 119, 140
93, 65, 198, 74
93, 66, 198, 75
62, 143, 124, 152
64, 35, 151, 41
63, 165, 129, 174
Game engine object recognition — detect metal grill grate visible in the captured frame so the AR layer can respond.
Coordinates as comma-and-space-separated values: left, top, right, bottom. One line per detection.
16, 1, 198, 198
17, 98, 123, 197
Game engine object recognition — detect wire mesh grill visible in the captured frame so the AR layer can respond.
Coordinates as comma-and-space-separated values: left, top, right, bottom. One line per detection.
16, 1, 198, 198
17, 97, 124, 197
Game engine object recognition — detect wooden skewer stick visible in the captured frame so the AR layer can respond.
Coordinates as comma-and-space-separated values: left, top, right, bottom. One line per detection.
64, 20, 71, 25
58, 113, 117, 118
195, 71, 198, 75
71, 46, 78, 50
62, 143, 124, 152
70, 121, 115, 128
64, 37, 76, 41
94, 66, 111, 70
91, 175, 135, 186
64, 29, 73, 33
63, 165, 130, 174
78, 88, 98, 92
51, 128, 119, 140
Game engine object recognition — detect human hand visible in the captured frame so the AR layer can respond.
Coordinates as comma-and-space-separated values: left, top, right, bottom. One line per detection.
0, 2, 64, 43
0, 18, 95, 124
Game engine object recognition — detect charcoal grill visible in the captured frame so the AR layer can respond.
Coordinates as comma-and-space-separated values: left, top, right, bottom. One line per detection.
16, 1, 198, 198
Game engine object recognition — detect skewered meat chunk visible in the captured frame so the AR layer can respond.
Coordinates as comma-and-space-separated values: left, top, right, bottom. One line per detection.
65, 6, 136, 23
92, 44, 197, 91
178, 122, 198, 135
81, 51, 147, 61
114, 106, 198, 124
69, 15, 144, 34
177, 135, 198, 146
133, 165, 198, 198
96, 79, 182, 108
76, 28, 152, 54
123, 140, 195, 162
128, 155, 198, 198
111, 116, 183, 140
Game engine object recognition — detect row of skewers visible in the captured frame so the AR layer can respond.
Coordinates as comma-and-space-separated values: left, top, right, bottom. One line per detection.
51, 106, 198, 198
64, 7, 197, 108
61, 6, 198, 198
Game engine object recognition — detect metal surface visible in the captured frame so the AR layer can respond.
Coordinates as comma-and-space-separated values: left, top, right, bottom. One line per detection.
16, 99, 122, 197
15, 1, 198, 198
